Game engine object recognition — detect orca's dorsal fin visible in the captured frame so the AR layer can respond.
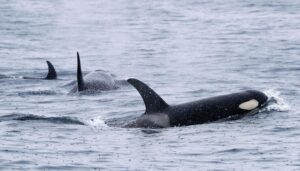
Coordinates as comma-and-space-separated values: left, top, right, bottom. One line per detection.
127, 78, 169, 114
45, 61, 57, 80
77, 52, 85, 91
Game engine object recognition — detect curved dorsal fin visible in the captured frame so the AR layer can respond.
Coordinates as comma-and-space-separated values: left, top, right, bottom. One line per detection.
127, 78, 169, 114
77, 52, 85, 91
45, 61, 57, 80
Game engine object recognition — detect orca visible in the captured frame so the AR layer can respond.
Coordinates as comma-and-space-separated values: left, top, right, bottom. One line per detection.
70, 52, 126, 93
126, 78, 268, 128
23, 61, 57, 80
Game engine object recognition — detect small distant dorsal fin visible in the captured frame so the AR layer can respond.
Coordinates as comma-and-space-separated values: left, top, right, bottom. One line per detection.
45, 61, 57, 80
127, 78, 169, 114
77, 52, 85, 91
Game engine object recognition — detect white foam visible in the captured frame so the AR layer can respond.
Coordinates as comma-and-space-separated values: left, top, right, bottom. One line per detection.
263, 89, 291, 112
85, 116, 108, 128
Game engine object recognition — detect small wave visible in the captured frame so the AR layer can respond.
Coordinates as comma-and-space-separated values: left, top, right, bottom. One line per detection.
141, 129, 162, 134
18, 90, 57, 96
271, 126, 297, 133
0, 74, 10, 79
0, 114, 85, 125
0, 75, 28, 80
263, 89, 290, 112
215, 148, 247, 154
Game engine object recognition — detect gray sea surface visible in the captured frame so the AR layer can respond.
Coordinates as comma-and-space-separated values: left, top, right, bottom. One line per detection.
0, 0, 299, 170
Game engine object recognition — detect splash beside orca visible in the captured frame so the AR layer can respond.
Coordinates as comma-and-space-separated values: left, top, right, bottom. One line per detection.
126, 78, 268, 128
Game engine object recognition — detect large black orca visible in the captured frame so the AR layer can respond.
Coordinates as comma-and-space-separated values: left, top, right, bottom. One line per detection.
126, 78, 268, 128
23, 61, 57, 80
70, 52, 127, 93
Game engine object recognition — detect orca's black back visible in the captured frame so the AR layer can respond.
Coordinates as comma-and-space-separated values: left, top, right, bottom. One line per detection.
167, 90, 268, 126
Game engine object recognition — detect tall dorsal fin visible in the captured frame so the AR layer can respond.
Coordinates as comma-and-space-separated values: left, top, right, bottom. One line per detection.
45, 61, 57, 80
127, 78, 169, 114
77, 52, 85, 91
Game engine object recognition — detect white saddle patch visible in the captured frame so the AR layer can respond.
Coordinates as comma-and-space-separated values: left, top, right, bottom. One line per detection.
239, 99, 259, 110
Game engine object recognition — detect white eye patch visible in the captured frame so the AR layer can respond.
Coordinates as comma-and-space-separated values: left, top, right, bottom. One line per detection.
239, 99, 259, 110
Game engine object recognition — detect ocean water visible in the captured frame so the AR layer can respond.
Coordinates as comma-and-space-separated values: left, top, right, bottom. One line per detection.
0, 0, 299, 170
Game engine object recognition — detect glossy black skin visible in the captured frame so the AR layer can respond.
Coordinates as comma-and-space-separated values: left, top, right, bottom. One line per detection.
127, 78, 268, 128
164, 90, 267, 126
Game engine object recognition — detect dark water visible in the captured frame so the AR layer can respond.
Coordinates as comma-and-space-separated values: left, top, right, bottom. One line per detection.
0, 0, 299, 170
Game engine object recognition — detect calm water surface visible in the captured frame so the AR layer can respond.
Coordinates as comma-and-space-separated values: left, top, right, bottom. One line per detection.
0, 0, 299, 170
